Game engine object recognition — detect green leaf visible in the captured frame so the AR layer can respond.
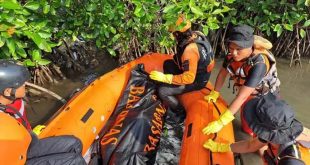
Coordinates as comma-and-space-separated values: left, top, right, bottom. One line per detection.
65, 0, 71, 7
0, 0, 22, 10
21, 9, 31, 16
31, 49, 41, 61
23, 59, 35, 67
297, 0, 305, 6
212, 9, 222, 15
305, 0, 310, 6
299, 29, 306, 38
50, 7, 56, 15
208, 23, 220, 30
225, 0, 235, 4
16, 47, 27, 58
6, 38, 16, 56
273, 24, 281, 31
214, 2, 220, 6
134, 5, 144, 17
38, 31, 52, 39
24, 1, 40, 10
35, 21, 48, 29
202, 26, 209, 36
277, 27, 283, 37
163, 4, 176, 13
0, 37, 4, 48
190, 5, 204, 16
303, 20, 310, 27
96, 39, 101, 47
0, 24, 9, 31
112, 34, 121, 42
37, 59, 51, 65
43, 4, 50, 14
110, 27, 116, 34
274, 24, 283, 37
46, 40, 61, 47
13, 18, 26, 28
30, 33, 52, 52
222, 6, 231, 12
86, 3, 97, 11
107, 48, 116, 56
31, 33, 43, 47
283, 24, 293, 31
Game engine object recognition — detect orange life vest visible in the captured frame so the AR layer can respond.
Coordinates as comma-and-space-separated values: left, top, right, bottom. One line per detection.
0, 112, 31, 165
4, 99, 31, 130
225, 51, 280, 95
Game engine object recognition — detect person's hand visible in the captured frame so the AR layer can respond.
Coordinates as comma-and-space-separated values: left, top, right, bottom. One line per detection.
203, 139, 231, 152
149, 71, 173, 84
204, 90, 220, 103
33, 125, 46, 135
202, 110, 234, 135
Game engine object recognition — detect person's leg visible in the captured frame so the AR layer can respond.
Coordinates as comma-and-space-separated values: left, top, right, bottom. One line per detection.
27, 135, 83, 159
158, 83, 205, 123
157, 83, 205, 110
26, 152, 87, 165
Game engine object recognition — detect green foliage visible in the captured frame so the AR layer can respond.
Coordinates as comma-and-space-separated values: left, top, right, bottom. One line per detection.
230, 0, 309, 38
162, 0, 233, 36
0, 0, 57, 66
1, 0, 309, 67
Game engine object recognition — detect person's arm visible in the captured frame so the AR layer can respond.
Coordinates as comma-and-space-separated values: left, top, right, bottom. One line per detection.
228, 62, 267, 114
202, 62, 267, 135
203, 137, 266, 153
231, 137, 266, 153
204, 65, 228, 103
214, 67, 228, 92
171, 43, 199, 85
228, 86, 256, 114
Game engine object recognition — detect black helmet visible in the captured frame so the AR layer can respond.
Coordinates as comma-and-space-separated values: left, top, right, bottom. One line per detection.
0, 60, 30, 93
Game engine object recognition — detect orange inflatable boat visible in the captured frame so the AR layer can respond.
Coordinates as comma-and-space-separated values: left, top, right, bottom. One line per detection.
179, 87, 235, 165
39, 53, 235, 164
36, 53, 310, 165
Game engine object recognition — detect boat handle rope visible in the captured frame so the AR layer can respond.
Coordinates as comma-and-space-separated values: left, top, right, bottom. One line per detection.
204, 86, 223, 165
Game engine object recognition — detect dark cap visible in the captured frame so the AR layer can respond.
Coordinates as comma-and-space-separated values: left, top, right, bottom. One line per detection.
227, 24, 254, 48
243, 93, 303, 144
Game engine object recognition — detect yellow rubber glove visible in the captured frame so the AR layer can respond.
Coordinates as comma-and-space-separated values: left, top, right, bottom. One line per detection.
149, 71, 173, 84
33, 125, 46, 135
202, 110, 235, 135
204, 90, 220, 103
203, 139, 231, 152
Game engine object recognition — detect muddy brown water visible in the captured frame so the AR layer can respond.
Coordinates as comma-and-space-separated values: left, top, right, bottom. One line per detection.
27, 56, 310, 165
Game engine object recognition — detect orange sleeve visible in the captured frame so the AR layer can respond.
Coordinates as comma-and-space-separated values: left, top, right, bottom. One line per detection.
171, 43, 199, 85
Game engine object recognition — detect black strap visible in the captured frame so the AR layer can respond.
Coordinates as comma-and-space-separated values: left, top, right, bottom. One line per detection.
0, 104, 28, 128
1, 88, 17, 100
268, 143, 277, 162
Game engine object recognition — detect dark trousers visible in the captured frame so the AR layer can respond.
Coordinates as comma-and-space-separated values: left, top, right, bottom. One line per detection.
26, 134, 86, 165
159, 60, 206, 111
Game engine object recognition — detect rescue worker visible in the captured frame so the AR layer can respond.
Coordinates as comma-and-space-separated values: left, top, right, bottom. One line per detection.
149, 14, 215, 123
203, 95, 306, 165
0, 59, 32, 130
0, 59, 86, 165
202, 25, 280, 135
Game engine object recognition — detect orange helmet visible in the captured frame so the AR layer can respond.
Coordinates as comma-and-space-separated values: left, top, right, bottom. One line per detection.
168, 14, 191, 33
0, 112, 31, 165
